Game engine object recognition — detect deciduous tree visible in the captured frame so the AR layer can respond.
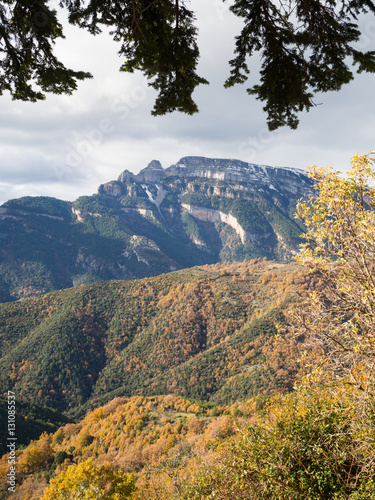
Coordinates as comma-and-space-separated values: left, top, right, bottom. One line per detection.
40, 457, 135, 500
294, 152, 375, 395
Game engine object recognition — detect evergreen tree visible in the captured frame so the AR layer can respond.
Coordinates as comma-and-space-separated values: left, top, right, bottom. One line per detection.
1, 1, 375, 128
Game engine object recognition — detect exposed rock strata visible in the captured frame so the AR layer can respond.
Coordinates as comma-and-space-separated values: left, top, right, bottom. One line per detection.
182, 204, 262, 244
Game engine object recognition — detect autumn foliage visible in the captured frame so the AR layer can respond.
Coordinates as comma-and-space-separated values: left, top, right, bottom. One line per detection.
4, 152, 375, 499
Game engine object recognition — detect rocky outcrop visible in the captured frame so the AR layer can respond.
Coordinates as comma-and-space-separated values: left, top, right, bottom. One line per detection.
98, 181, 125, 197
136, 160, 165, 183
122, 207, 156, 219
116, 156, 313, 204
182, 204, 263, 244
72, 208, 102, 221
117, 169, 136, 183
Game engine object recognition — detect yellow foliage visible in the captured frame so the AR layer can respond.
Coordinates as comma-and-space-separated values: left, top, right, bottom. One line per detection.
186, 416, 204, 435
41, 458, 135, 500
175, 421, 183, 434
52, 428, 64, 446
165, 434, 178, 452
19, 446, 45, 475
0, 458, 9, 492
295, 151, 375, 390
85, 406, 109, 425
63, 423, 82, 437
204, 416, 235, 440
186, 404, 200, 413
76, 428, 94, 451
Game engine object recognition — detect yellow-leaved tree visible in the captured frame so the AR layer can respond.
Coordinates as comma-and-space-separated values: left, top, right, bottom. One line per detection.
41, 458, 135, 500
294, 151, 375, 393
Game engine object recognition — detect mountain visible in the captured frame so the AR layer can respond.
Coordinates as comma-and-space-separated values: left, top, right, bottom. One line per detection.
0, 260, 312, 419
0, 156, 313, 301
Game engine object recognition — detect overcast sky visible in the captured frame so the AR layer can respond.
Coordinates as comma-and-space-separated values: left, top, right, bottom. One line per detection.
1, 0, 375, 205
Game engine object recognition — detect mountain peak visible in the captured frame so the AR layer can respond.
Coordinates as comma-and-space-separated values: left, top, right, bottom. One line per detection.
117, 169, 135, 183
136, 160, 165, 182
143, 159, 164, 171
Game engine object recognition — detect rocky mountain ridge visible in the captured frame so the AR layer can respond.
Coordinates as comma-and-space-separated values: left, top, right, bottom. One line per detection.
104, 156, 311, 198
0, 156, 313, 300
118, 156, 305, 185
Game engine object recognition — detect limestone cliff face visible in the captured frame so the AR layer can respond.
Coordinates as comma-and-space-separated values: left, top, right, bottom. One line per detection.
72, 207, 103, 221
165, 156, 312, 199
122, 207, 156, 219
182, 204, 265, 244
113, 155, 313, 207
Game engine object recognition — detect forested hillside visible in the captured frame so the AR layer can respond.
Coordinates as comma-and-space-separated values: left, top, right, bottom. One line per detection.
0, 394, 254, 499
0, 260, 312, 420
0, 398, 71, 457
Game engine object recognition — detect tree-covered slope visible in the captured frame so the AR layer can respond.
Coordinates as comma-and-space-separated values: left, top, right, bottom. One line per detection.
0, 394, 253, 500
0, 260, 311, 419
0, 397, 71, 457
